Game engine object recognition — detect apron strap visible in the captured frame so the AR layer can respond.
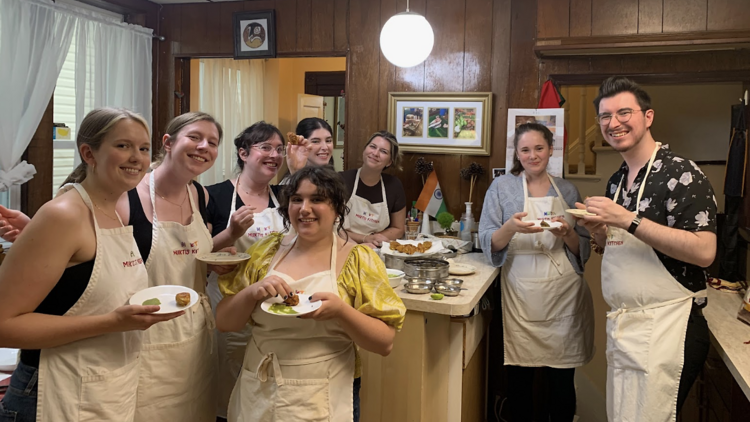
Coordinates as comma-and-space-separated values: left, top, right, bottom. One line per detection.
547, 175, 569, 210
614, 142, 662, 205
68, 183, 125, 228
227, 178, 239, 230
199, 294, 216, 354
607, 289, 706, 339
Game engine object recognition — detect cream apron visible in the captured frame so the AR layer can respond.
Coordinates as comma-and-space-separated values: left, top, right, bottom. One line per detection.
206, 179, 286, 418
36, 184, 148, 422
603, 143, 706, 422
343, 168, 391, 236
134, 173, 217, 422
500, 173, 594, 367
228, 233, 355, 422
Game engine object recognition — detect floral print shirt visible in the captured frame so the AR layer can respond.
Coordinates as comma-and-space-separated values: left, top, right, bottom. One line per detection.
605, 144, 717, 293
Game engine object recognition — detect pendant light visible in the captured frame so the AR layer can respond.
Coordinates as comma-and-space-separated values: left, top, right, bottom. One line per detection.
379, 0, 434, 68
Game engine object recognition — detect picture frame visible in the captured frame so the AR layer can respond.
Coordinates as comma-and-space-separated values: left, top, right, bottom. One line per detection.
506, 108, 565, 177
233, 10, 277, 60
387, 92, 493, 156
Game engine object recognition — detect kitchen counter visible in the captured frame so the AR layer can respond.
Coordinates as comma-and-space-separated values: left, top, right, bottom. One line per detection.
394, 253, 499, 316
361, 252, 497, 422
704, 287, 750, 400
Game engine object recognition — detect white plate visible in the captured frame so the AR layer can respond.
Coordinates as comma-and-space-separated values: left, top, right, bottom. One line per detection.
381, 239, 444, 257
0, 348, 19, 372
449, 263, 476, 276
196, 252, 251, 265
0, 373, 10, 382
532, 220, 563, 230
566, 208, 596, 217
385, 269, 405, 288
129, 285, 198, 314
261, 294, 322, 317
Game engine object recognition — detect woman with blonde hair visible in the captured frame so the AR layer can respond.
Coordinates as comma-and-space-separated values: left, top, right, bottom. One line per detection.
0, 108, 181, 422
340, 131, 406, 248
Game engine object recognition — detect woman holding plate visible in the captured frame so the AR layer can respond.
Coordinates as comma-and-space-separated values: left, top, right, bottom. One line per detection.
205, 121, 310, 420
216, 165, 406, 422
0, 108, 182, 422
478, 122, 594, 422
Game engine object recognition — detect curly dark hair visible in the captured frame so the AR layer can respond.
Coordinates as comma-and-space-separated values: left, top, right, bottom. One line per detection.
278, 166, 350, 236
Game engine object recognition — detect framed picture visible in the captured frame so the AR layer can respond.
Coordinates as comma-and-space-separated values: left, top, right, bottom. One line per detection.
492, 168, 506, 179
233, 10, 276, 59
387, 92, 493, 156
506, 108, 565, 177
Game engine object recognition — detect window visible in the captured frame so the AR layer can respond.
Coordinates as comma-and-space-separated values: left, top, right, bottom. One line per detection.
52, 0, 123, 196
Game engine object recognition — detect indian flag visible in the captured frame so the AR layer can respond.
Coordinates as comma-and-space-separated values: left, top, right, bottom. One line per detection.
416, 171, 447, 218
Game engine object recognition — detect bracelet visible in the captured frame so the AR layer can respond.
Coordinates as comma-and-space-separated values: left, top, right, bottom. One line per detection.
590, 237, 604, 255
363, 234, 370, 244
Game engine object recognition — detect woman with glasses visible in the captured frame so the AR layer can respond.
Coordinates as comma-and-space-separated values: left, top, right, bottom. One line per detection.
478, 122, 594, 422
340, 131, 406, 248
205, 121, 310, 420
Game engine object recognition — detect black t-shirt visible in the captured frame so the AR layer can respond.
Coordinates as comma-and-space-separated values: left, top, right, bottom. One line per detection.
206, 180, 283, 238
339, 169, 407, 215
605, 145, 717, 294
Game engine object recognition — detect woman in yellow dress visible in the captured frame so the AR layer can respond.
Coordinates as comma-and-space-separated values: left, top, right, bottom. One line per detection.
216, 165, 406, 422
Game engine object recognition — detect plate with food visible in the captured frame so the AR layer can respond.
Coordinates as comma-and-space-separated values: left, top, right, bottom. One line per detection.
381, 239, 444, 257
566, 209, 596, 217
449, 263, 476, 276
0, 348, 19, 372
532, 220, 563, 230
261, 292, 321, 317
129, 285, 198, 314
196, 252, 251, 265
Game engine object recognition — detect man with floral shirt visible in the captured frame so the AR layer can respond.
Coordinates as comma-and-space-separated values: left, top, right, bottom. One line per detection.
577, 76, 717, 422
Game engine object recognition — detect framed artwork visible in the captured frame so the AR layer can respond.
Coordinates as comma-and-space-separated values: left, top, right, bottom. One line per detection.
233, 10, 276, 59
506, 108, 565, 177
387, 92, 493, 156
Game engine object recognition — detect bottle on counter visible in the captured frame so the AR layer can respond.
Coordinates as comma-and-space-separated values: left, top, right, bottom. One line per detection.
460, 202, 474, 242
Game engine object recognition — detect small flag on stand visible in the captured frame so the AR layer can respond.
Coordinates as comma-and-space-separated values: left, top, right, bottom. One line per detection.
416, 171, 447, 218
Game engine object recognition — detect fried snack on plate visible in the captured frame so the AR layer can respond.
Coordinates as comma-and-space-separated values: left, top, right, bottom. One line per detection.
175, 292, 191, 307
283, 292, 300, 306
286, 132, 300, 145
540, 220, 550, 227
389, 241, 432, 255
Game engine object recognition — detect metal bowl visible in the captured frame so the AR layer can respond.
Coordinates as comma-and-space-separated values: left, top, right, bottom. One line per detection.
403, 276, 440, 286
404, 283, 434, 294
402, 258, 449, 280
434, 284, 461, 297
384, 253, 440, 271
437, 278, 464, 288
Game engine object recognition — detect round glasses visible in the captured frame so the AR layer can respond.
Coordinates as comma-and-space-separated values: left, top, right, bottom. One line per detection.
252, 144, 286, 157
595, 108, 643, 126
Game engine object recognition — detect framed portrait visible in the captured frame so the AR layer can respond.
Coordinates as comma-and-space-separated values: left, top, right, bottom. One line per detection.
387, 92, 493, 156
506, 108, 565, 177
233, 10, 276, 59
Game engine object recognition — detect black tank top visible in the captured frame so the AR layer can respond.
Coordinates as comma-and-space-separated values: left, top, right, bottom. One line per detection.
127, 180, 209, 263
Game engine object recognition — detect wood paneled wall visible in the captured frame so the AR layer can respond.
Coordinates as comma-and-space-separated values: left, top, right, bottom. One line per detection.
151, 0, 750, 219
538, 0, 750, 38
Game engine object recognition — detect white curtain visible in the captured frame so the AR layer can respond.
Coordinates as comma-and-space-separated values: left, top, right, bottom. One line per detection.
0, 0, 76, 191
56, 0, 153, 135
199, 59, 265, 186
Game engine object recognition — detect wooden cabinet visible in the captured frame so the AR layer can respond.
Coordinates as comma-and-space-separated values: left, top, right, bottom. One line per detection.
679, 344, 750, 421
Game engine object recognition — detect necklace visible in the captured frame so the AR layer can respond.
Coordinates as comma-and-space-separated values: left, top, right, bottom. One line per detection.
238, 177, 269, 198
92, 201, 120, 222
154, 185, 189, 222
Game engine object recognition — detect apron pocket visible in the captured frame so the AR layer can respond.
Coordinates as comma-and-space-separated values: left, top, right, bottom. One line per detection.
229, 368, 276, 422
275, 378, 331, 422
510, 274, 581, 322
79, 359, 139, 422
138, 327, 216, 409
606, 310, 654, 372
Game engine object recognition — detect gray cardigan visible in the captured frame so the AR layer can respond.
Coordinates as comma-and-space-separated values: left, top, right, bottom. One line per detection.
478, 173, 591, 273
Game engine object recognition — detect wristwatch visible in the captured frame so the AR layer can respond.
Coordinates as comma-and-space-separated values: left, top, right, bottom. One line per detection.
628, 215, 642, 234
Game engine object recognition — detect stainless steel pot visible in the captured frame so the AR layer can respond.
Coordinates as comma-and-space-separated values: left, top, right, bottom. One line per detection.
402, 258, 449, 280
383, 253, 440, 271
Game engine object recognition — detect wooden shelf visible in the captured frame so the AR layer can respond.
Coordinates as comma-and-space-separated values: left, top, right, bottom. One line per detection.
535, 30, 750, 58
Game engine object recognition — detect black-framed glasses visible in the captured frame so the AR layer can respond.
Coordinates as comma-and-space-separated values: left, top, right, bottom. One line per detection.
595, 108, 643, 126
252, 143, 286, 156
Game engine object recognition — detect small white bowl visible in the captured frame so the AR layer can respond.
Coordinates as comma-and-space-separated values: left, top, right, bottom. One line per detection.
386, 269, 405, 288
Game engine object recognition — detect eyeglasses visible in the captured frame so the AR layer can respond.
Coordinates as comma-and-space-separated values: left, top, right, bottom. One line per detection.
595, 108, 643, 126
252, 144, 285, 157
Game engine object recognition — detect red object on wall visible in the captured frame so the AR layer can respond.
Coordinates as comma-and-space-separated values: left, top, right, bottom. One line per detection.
537, 80, 568, 149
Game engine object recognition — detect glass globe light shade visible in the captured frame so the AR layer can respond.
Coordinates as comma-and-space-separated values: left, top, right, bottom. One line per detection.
380, 11, 434, 68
